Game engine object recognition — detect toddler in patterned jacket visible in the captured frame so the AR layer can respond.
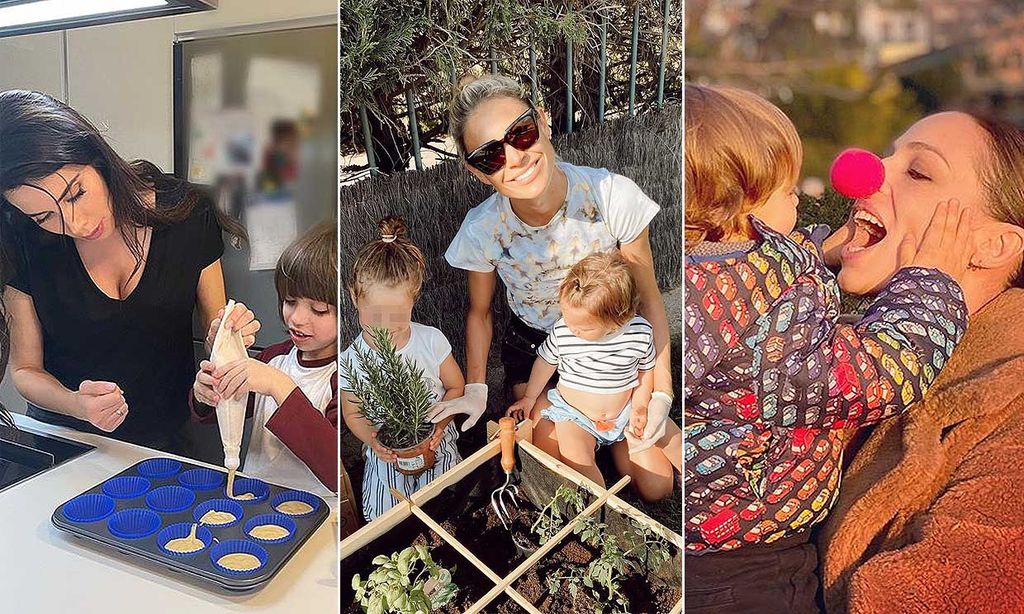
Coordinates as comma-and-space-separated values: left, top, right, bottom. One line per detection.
683, 84, 976, 608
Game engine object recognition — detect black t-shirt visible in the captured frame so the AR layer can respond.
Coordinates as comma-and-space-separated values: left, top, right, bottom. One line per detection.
6, 176, 224, 449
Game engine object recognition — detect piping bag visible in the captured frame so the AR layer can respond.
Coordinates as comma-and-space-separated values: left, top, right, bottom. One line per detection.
210, 299, 248, 499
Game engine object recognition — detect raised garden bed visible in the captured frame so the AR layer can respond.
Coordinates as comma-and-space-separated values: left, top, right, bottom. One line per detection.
341, 420, 682, 613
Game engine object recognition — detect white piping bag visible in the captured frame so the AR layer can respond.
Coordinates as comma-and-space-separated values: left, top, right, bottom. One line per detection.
210, 299, 248, 488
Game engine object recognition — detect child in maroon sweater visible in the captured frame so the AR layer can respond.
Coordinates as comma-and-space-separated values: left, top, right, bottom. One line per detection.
192, 222, 337, 497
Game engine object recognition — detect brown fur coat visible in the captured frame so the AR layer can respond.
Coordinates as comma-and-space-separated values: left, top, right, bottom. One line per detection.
817, 288, 1024, 613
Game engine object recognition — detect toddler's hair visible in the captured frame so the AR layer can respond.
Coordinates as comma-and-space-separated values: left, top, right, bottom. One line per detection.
559, 251, 639, 329
274, 220, 337, 307
349, 216, 427, 298
685, 83, 802, 243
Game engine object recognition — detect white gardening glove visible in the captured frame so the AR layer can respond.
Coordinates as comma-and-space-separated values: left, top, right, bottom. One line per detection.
427, 383, 489, 432
626, 391, 673, 454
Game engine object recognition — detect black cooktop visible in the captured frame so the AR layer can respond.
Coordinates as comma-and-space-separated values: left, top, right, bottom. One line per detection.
0, 424, 94, 492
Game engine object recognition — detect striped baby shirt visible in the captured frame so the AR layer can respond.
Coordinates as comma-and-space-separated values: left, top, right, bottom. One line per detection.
538, 315, 656, 394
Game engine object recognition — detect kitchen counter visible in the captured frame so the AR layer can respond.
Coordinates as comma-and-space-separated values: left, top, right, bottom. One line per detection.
0, 414, 338, 613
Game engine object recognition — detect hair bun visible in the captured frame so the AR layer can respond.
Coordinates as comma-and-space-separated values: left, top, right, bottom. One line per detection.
378, 216, 408, 243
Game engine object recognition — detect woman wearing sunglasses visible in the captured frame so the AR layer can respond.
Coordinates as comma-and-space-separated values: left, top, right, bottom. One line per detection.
0, 90, 258, 453
434, 74, 678, 502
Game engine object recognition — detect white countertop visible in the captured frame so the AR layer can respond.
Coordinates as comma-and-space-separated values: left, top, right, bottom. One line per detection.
0, 415, 338, 614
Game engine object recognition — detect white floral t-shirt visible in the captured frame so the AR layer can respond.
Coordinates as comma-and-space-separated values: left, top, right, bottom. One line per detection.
445, 162, 660, 331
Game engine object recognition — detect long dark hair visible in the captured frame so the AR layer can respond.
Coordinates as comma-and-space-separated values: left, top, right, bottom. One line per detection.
0, 90, 246, 290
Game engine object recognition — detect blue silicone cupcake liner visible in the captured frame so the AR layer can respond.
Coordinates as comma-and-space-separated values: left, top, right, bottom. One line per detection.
137, 457, 181, 479
177, 468, 225, 491
101, 476, 151, 499
210, 540, 268, 575
145, 485, 196, 513
244, 514, 297, 544
107, 508, 161, 539
192, 499, 244, 528
156, 523, 213, 556
62, 494, 116, 523
271, 490, 320, 517
230, 478, 270, 504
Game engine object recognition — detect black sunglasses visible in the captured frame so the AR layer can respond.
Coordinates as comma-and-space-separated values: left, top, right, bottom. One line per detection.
465, 108, 540, 175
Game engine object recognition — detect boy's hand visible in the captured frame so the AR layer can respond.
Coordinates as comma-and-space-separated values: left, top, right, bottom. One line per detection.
194, 360, 220, 406
370, 431, 397, 463
206, 302, 262, 350
506, 396, 536, 422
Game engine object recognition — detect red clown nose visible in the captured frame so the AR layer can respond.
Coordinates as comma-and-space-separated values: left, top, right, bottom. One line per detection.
829, 148, 885, 199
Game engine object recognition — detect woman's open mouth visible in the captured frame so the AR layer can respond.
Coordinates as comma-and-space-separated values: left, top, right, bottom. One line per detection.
844, 208, 887, 256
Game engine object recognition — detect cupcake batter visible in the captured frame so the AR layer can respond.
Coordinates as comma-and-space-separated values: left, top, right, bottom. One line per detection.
226, 469, 256, 500
275, 500, 313, 515
217, 553, 262, 572
248, 524, 290, 540
164, 523, 204, 554
199, 509, 236, 525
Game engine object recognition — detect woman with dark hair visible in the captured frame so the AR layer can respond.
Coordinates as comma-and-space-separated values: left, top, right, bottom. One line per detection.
816, 111, 1024, 612
0, 90, 258, 452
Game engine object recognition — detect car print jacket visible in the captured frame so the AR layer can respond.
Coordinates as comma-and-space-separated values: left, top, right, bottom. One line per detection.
683, 216, 968, 553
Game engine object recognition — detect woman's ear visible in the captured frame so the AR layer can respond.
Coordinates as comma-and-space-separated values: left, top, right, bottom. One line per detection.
972, 222, 1024, 272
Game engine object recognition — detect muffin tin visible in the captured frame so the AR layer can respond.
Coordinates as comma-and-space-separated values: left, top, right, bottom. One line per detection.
51, 457, 329, 592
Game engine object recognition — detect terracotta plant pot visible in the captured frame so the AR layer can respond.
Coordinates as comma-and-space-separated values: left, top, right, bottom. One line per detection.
389, 425, 438, 477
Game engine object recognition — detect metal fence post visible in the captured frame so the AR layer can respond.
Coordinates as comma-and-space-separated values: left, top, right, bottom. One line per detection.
599, 9, 607, 123
405, 89, 423, 171
359, 105, 378, 176
629, 3, 640, 117
490, 45, 498, 75
530, 39, 538, 106
658, 0, 670, 108
566, 37, 574, 134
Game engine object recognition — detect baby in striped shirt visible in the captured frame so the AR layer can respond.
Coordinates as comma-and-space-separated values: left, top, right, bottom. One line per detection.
507, 251, 677, 487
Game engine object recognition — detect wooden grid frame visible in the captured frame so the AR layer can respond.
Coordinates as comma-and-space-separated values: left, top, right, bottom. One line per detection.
342, 420, 684, 613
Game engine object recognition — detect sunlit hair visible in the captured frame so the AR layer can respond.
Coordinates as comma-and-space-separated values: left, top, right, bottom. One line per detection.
559, 251, 639, 329
448, 73, 532, 157
349, 216, 426, 299
972, 114, 1024, 289
685, 83, 802, 244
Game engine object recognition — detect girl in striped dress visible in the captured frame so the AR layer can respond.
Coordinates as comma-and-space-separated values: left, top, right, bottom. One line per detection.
340, 216, 464, 522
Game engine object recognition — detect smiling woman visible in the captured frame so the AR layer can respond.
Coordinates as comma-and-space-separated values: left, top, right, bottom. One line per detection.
0, 89, 254, 452
439, 73, 681, 503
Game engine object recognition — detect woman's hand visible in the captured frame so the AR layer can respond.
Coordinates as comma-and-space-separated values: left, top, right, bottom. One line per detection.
900, 199, 975, 283
428, 383, 488, 431
194, 360, 219, 406
74, 380, 128, 432
370, 431, 397, 463
206, 302, 261, 350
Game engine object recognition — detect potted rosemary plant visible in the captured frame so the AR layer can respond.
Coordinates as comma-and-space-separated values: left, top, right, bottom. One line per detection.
342, 326, 437, 476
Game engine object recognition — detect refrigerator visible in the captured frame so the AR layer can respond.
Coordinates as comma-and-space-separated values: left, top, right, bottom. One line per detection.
173, 21, 337, 463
